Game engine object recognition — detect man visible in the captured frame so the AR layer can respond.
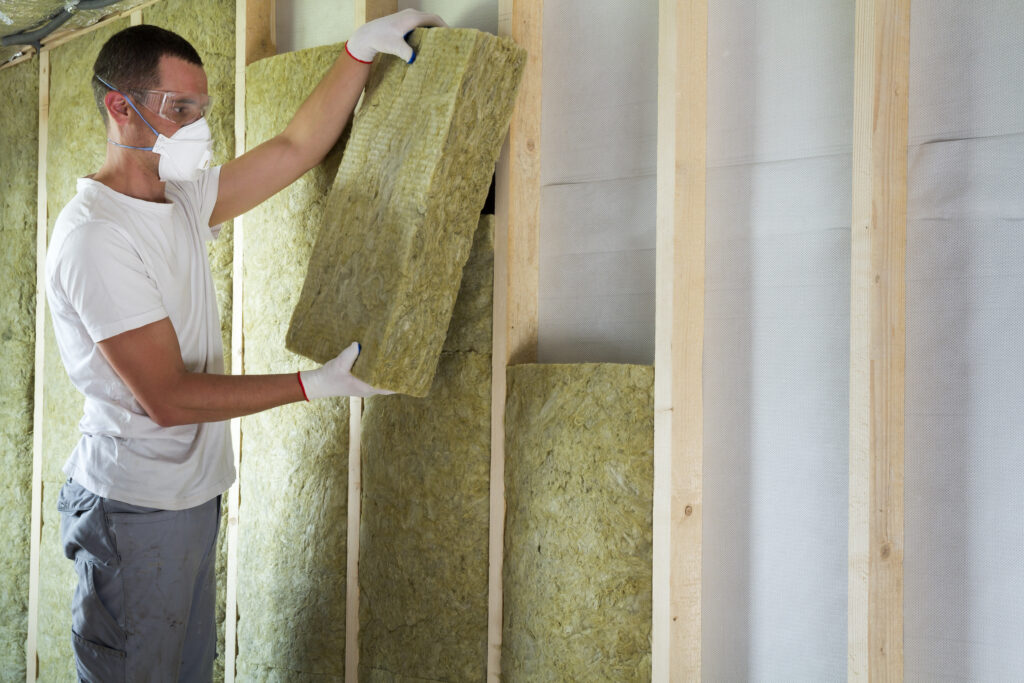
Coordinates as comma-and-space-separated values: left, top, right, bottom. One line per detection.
46, 9, 444, 681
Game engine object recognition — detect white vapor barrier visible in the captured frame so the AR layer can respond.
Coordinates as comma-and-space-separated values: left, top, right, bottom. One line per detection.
277, 1, 497, 53
398, 0, 497, 35
703, 1, 852, 680
538, 0, 657, 364
905, 2, 1024, 680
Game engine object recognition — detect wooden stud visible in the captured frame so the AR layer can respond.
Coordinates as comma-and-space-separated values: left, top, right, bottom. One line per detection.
26, 49, 49, 683
246, 0, 277, 67
652, 0, 706, 680
489, 1, 542, 679
355, 0, 397, 26
345, 395, 363, 682
224, 2, 276, 681
497, 0, 542, 368
344, 6, 396, 679
848, 0, 909, 680
130, 9, 143, 26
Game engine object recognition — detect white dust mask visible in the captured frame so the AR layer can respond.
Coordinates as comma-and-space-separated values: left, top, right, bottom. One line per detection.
151, 117, 213, 183
96, 74, 214, 183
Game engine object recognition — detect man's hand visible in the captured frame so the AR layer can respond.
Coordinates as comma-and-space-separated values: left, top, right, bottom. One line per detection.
345, 8, 448, 64
298, 342, 393, 400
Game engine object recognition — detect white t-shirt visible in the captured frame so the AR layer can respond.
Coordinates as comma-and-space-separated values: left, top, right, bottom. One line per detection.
45, 169, 235, 511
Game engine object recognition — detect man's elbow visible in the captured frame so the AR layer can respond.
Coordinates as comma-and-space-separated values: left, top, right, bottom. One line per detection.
140, 397, 191, 428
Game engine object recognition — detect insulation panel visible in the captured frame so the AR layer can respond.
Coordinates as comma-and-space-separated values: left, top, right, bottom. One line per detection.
503, 363, 654, 681
145, 0, 236, 371
236, 44, 351, 680
39, 21, 127, 680
0, 56, 38, 681
286, 28, 524, 397
358, 216, 493, 681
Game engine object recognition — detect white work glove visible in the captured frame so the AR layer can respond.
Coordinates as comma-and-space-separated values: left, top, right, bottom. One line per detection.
298, 342, 393, 400
345, 8, 448, 65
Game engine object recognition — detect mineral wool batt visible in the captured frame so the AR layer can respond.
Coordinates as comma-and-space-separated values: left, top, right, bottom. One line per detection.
0, 57, 38, 681
237, 44, 351, 680
503, 363, 655, 681
40, 21, 126, 680
359, 216, 493, 681
287, 28, 524, 397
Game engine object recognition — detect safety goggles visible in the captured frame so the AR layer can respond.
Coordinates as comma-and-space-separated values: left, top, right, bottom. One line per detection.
125, 88, 212, 126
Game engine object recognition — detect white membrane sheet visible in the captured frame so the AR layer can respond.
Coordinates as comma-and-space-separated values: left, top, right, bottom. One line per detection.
537, 0, 657, 364
906, 2, 1024, 680
703, 1, 853, 679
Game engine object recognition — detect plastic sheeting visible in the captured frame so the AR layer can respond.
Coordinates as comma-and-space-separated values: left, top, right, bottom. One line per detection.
538, 0, 657, 364
703, 1, 852, 679
0, 1, 147, 65
905, 1, 1024, 679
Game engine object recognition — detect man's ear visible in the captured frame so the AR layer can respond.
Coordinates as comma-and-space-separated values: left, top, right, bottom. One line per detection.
104, 90, 131, 126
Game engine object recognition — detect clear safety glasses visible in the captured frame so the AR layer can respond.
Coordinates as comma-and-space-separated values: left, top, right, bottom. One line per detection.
126, 88, 213, 126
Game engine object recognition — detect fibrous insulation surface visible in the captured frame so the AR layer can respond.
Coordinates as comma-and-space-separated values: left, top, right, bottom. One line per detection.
0, 56, 38, 681
444, 215, 493, 354
146, 0, 237, 371
503, 363, 654, 681
286, 28, 524, 396
40, 20, 126, 680
359, 216, 493, 682
236, 43, 350, 681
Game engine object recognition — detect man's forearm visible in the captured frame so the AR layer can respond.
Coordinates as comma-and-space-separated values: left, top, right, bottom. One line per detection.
146, 370, 307, 427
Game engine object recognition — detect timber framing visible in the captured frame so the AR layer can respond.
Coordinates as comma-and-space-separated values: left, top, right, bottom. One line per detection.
346, 4, 397, 682
26, 49, 49, 683
224, 2, 275, 681
653, 0, 706, 680
489, 0, 542, 679
848, 0, 909, 680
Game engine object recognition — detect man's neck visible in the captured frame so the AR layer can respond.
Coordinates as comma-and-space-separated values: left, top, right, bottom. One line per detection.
92, 149, 169, 203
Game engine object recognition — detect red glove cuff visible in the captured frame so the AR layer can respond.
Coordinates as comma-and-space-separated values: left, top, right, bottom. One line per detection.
297, 371, 310, 402
345, 42, 373, 64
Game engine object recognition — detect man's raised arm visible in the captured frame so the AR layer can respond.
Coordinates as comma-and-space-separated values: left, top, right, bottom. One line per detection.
209, 9, 445, 227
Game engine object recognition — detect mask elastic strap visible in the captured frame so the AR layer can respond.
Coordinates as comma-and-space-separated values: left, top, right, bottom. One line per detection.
94, 74, 160, 150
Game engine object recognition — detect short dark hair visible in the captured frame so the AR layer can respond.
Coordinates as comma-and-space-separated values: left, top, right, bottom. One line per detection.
92, 24, 203, 125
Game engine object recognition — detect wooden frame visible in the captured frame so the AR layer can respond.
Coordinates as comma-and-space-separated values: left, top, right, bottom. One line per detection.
848, 0, 909, 680
345, 5, 398, 683
488, 1, 542, 679
652, 0, 706, 680
345, 395, 363, 681
26, 49, 49, 683
224, 2, 275, 681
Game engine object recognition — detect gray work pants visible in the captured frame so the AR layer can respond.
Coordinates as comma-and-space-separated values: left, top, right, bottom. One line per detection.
58, 478, 220, 682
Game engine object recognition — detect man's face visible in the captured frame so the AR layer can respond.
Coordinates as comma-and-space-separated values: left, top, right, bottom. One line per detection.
124, 55, 209, 144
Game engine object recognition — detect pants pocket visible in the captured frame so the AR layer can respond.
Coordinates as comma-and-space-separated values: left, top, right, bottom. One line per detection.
71, 558, 125, 658
59, 481, 117, 565
71, 630, 125, 683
